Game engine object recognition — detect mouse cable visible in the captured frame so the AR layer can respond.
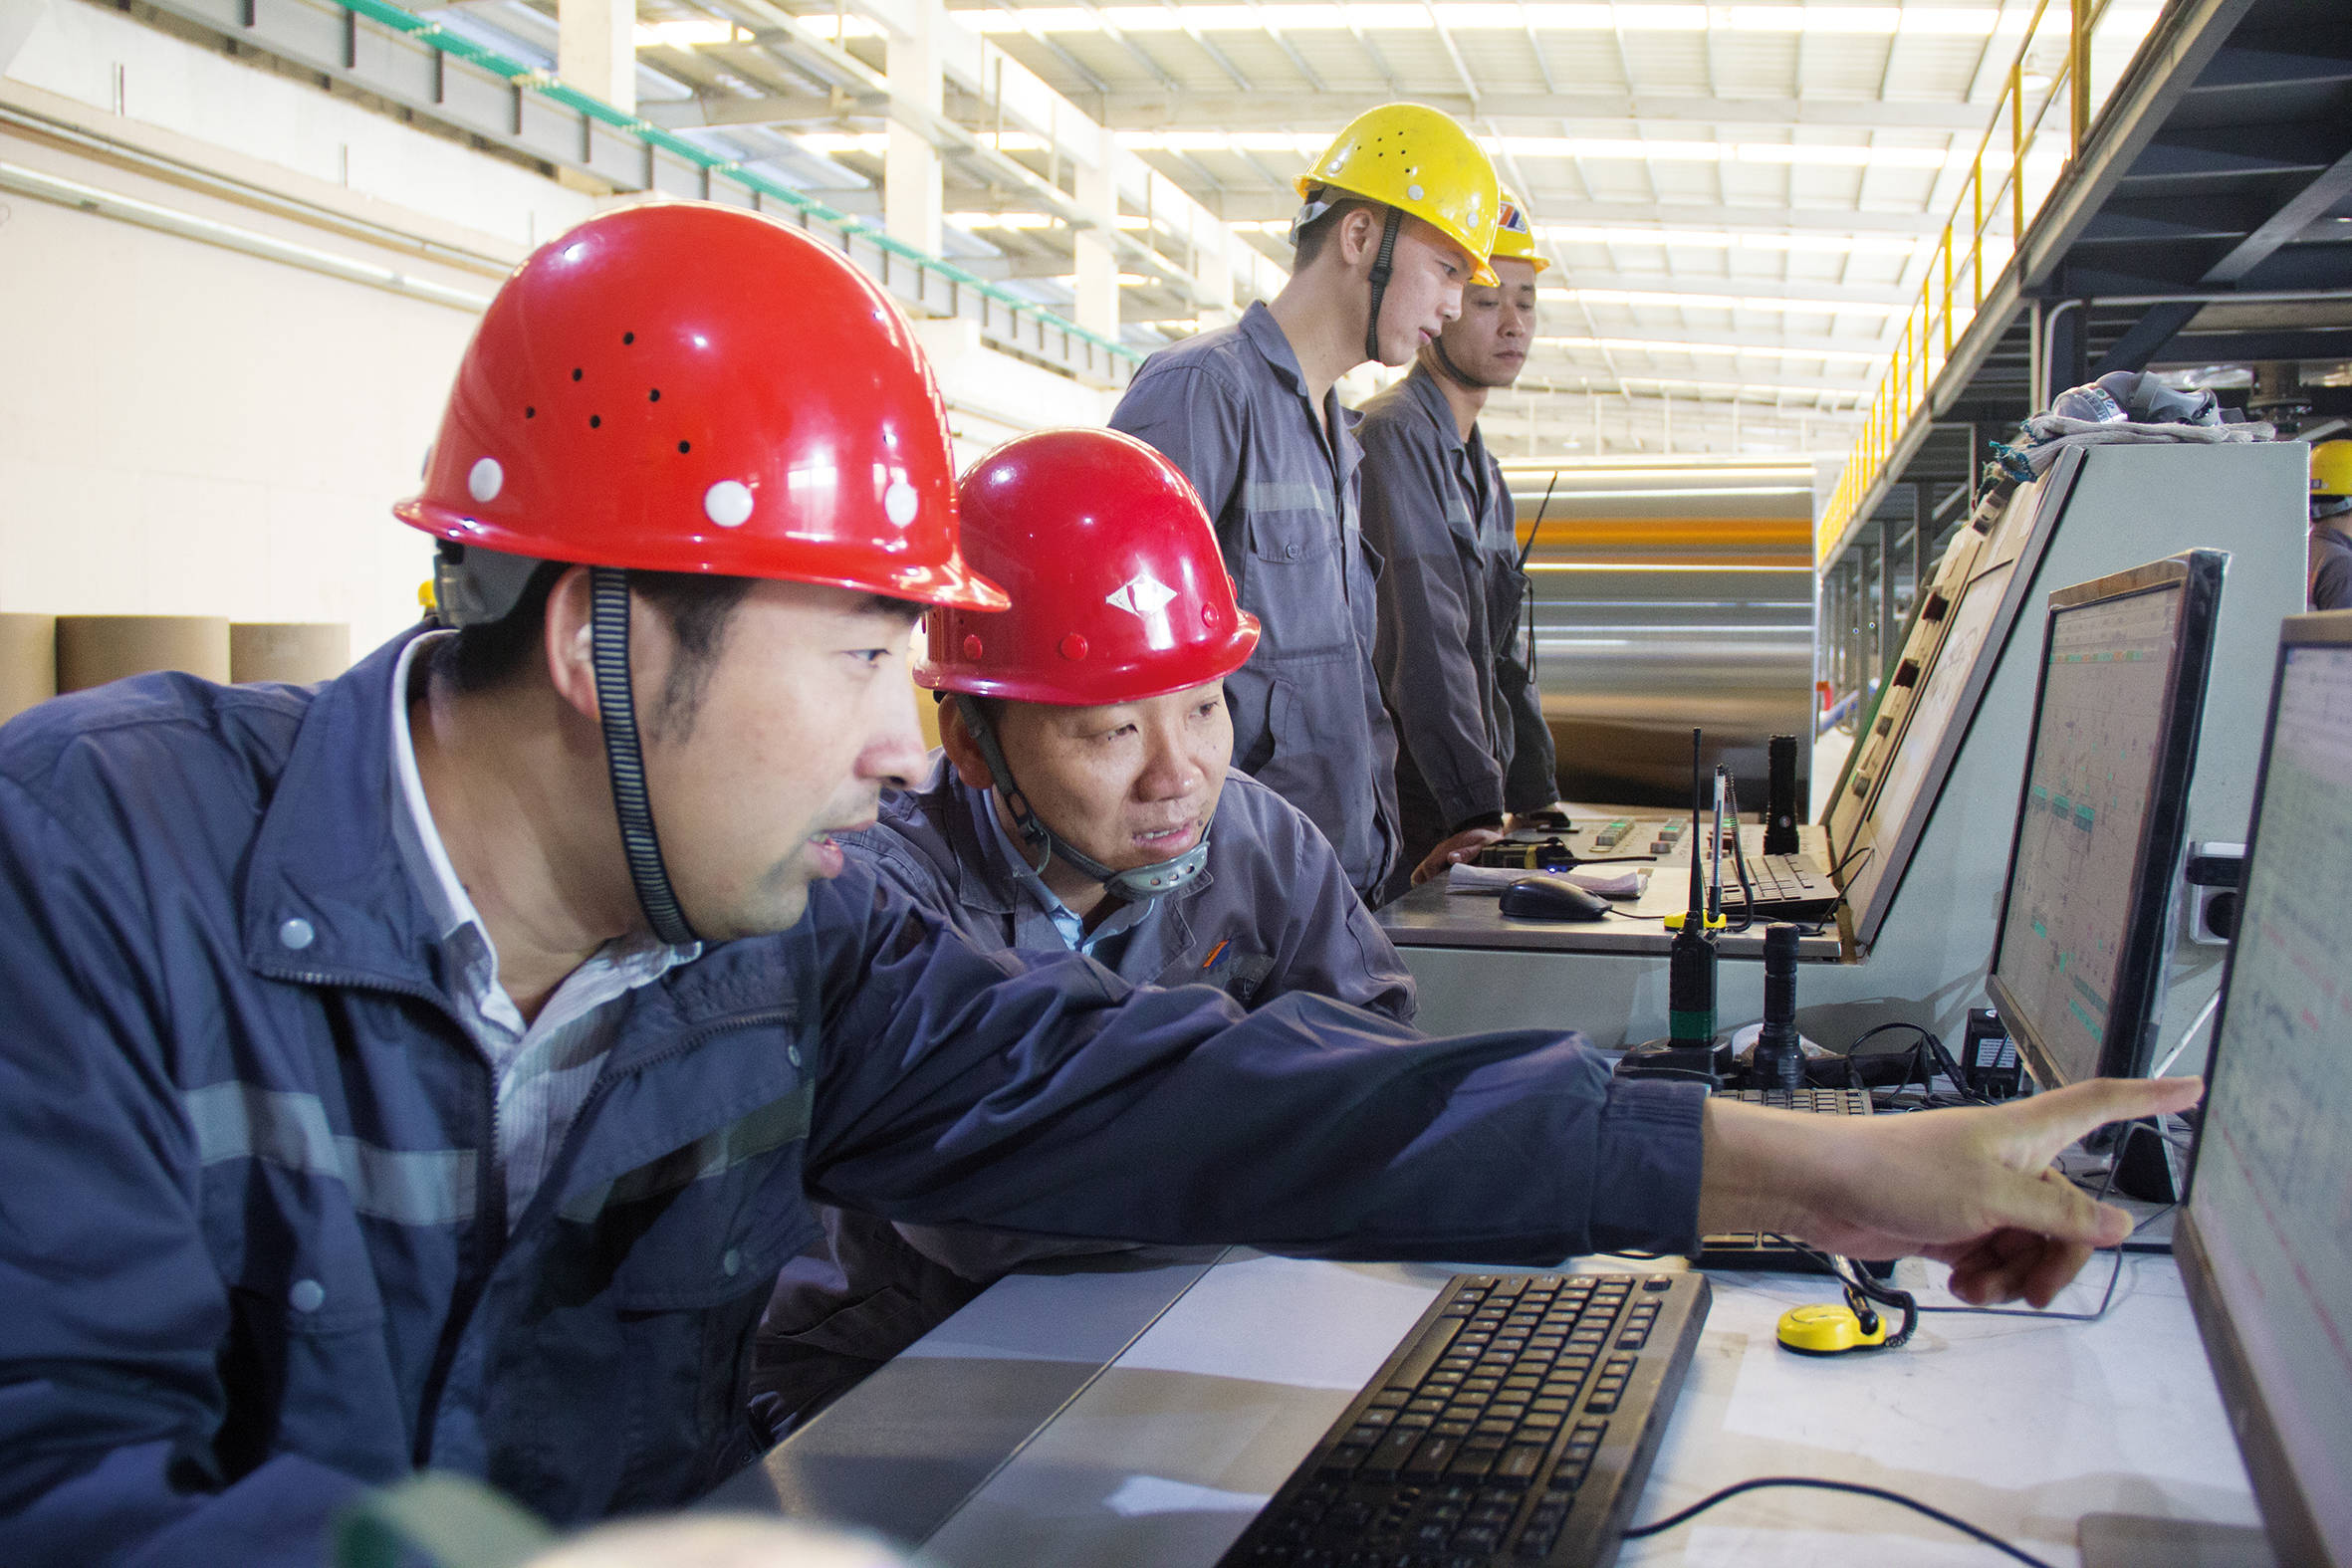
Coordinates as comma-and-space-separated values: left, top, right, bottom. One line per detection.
1621, 1475, 2057, 1566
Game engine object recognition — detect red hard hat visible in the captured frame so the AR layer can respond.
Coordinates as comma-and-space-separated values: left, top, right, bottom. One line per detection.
395, 202, 1007, 611
921, 428, 1260, 705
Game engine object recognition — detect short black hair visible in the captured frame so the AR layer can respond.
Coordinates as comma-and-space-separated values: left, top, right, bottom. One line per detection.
441, 563, 754, 740
1291, 193, 1379, 272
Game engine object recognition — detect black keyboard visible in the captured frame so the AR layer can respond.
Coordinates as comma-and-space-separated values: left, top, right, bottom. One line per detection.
1696, 1086, 1892, 1278
1216, 1270, 1710, 1567
1713, 852, 1839, 921
1730, 1086, 1872, 1114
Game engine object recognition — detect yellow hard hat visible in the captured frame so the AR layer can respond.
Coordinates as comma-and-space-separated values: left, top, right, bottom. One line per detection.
1491, 188, 1548, 274
2313, 440, 2352, 498
1296, 103, 1500, 287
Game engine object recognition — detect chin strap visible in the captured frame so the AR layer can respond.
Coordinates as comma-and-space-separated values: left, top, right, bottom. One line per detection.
953, 695, 1210, 903
1428, 335, 1506, 392
1363, 205, 1403, 365
589, 565, 701, 946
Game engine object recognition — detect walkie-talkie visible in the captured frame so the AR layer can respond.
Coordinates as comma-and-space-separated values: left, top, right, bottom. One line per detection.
1620, 729, 1723, 1085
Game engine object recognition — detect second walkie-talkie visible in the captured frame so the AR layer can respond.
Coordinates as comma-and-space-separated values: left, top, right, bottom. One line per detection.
1620, 729, 1725, 1086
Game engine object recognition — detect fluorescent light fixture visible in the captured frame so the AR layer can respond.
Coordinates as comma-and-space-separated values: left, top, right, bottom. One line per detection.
1119, 130, 1966, 172
1613, 372, 1864, 399
1511, 485, 1814, 500
1525, 561, 1817, 572
1499, 457, 1813, 473
797, 130, 1050, 154
1505, 466, 1813, 481
1494, 137, 1961, 170
952, 6, 2007, 38
1535, 336, 1886, 364
1546, 288, 1904, 317
1537, 225, 1924, 257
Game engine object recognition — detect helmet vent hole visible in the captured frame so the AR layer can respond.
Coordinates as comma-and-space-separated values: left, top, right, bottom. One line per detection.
622, 332, 635, 344
588, 414, 601, 429
677, 440, 691, 454
572, 367, 584, 381
648, 388, 661, 402
524, 406, 536, 419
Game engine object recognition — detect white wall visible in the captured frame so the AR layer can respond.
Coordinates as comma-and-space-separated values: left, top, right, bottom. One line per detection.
0, 0, 1120, 662
0, 155, 483, 653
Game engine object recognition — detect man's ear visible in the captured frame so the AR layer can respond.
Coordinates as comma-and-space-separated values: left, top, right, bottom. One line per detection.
1332, 204, 1380, 273
542, 564, 602, 722
936, 698, 996, 790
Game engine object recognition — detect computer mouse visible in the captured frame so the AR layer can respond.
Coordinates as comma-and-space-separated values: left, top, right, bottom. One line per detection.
1775, 1301, 1889, 1355
1499, 875, 1611, 921
1521, 807, 1574, 832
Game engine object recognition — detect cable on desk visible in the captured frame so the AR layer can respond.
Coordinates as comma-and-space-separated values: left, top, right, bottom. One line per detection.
1621, 1475, 2058, 1567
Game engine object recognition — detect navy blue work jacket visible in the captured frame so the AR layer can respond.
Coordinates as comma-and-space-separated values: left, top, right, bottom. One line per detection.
0, 627, 1702, 1566
844, 753, 1415, 1016
754, 754, 1420, 1417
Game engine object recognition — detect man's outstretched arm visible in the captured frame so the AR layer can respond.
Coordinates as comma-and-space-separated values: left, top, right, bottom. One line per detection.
1699, 1075, 2203, 1306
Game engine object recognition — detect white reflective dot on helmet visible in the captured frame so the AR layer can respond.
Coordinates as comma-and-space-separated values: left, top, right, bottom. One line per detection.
704, 480, 755, 528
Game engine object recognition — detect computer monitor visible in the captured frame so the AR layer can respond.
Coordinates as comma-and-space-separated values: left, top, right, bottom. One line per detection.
1985, 550, 2225, 1090
2172, 609, 2352, 1567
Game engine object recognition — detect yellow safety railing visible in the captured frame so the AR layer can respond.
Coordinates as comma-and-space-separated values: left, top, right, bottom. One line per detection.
1814, 0, 2149, 563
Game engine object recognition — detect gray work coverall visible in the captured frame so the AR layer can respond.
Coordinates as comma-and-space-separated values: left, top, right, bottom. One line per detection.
1109, 302, 1402, 902
1357, 363, 1558, 896
2312, 508, 2352, 610
754, 754, 1418, 1425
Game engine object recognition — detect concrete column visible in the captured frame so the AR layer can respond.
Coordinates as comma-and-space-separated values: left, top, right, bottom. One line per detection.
885, 4, 943, 259
1072, 154, 1119, 342
1197, 216, 1237, 327
558, 0, 633, 115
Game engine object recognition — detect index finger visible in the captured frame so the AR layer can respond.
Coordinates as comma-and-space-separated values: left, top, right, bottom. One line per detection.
2020, 1075, 2202, 1151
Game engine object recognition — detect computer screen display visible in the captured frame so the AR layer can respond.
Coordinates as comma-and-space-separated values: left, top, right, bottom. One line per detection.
2179, 616, 2352, 1566
1986, 552, 2223, 1087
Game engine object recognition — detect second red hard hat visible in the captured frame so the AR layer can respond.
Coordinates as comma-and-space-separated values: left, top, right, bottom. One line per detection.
920, 428, 1260, 705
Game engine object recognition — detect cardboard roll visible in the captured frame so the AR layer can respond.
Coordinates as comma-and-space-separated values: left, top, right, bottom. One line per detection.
231, 622, 352, 685
55, 615, 230, 692
0, 614, 58, 726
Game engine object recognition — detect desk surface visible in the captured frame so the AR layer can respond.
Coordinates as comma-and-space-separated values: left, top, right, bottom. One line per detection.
1377, 879, 1846, 961
725, 1248, 2258, 1566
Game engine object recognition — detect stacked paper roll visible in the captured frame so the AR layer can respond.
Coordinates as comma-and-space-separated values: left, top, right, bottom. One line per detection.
231, 622, 351, 685
0, 614, 59, 725
55, 616, 232, 691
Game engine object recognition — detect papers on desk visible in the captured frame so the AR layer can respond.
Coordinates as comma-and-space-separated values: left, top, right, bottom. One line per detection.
1446, 862, 1647, 899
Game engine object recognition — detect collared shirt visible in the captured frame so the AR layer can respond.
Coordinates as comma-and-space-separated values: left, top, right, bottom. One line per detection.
1356, 363, 1557, 892
1109, 301, 1401, 901
972, 781, 1151, 962
387, 632, 696, 1224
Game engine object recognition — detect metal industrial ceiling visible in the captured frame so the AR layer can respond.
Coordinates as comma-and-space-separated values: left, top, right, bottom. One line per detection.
414, 0, 2173, 455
